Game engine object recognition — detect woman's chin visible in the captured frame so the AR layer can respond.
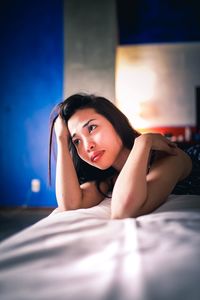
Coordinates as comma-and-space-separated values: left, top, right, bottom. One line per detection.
84, 159, 113, 170
84, 160, 110, 170
93, 163, 113, 170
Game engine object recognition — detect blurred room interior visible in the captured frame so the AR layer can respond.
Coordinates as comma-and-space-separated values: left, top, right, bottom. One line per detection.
0, 0, 200, 241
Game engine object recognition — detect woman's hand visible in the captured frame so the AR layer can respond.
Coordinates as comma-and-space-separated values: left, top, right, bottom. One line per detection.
54, 115, 69, 140
135, 133, 178, 156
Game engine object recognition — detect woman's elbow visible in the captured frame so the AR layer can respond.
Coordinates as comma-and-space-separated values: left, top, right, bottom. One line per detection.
56, 196, 82, 211
111, 195, 141, 219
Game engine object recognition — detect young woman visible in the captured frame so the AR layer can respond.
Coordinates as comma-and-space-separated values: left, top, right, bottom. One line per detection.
49, 93, 192, 219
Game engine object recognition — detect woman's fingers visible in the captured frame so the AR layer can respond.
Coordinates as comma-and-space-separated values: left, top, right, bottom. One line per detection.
54, 115, 69, 139
148, 133, 178, 155
163, 139, 178, 155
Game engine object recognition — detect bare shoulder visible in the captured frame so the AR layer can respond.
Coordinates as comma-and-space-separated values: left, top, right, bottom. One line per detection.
150, 147, 192, 182
137, 148, 192, 216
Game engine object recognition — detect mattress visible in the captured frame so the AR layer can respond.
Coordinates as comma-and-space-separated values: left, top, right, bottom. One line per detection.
0, 194, 200, 300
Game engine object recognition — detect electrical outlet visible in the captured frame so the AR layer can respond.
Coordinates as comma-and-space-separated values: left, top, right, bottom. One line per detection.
31, 179, 41, 192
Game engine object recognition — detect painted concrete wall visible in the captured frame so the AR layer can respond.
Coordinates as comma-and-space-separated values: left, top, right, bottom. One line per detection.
116, 0, 200, 45
63, 0, 117, 102
0, 0, 63, 206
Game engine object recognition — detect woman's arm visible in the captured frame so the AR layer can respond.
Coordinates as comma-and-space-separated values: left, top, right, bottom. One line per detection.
111, 133, 192, 219
55, 116, 106, 211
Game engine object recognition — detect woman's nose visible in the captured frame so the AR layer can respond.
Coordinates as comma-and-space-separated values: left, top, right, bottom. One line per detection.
86, 140, 95, 152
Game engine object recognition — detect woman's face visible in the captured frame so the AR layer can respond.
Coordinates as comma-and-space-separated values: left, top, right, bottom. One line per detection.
68, 108, 124, 170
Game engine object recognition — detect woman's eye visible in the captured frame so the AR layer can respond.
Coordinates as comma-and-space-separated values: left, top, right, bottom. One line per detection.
88, 124, 97, 133
73, 139, 80, 146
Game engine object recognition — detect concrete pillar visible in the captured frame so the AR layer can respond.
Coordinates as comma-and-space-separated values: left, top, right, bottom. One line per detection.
63, 0, 117, 102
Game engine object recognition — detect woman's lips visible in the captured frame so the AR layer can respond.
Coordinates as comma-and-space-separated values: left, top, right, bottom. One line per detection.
91, 150, 105, 163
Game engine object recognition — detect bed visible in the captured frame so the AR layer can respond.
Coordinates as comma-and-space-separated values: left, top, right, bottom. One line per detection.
0, 193, 200, 300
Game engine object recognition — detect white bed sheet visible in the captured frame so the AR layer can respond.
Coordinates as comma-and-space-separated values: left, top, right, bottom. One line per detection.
0, 194, 200, 300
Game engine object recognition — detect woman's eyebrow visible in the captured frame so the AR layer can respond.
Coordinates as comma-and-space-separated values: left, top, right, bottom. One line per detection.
83, 118, 96, 128
71, 119, 96, 139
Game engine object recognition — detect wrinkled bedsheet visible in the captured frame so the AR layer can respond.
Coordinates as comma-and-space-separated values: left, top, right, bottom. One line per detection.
0, 195, 200, 300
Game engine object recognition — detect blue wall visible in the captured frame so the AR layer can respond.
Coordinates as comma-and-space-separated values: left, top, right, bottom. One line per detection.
0, 0, 63, 206
116, 0, 200, 44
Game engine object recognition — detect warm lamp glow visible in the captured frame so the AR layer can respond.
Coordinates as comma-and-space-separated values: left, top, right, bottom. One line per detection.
116, 53, 157, 129
116, 44, 197, 131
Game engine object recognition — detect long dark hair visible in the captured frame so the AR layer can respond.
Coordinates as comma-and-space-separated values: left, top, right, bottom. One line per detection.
48, 93, 140, 194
